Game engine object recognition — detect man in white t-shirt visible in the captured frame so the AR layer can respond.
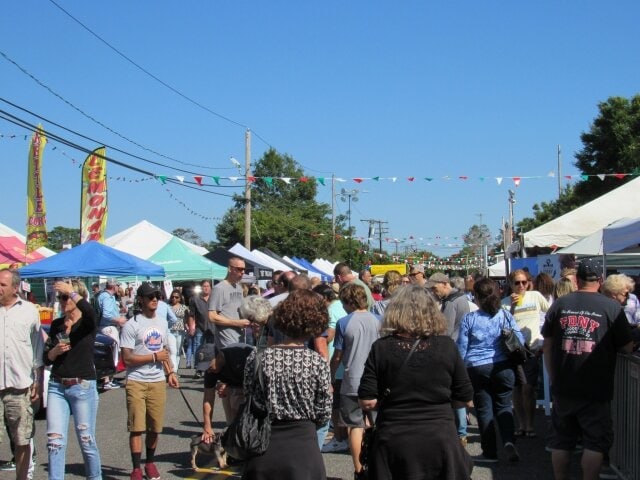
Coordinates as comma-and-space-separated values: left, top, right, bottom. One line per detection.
121, 282, 179, 480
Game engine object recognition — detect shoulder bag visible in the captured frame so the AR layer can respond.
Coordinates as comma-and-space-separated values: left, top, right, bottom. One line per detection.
221, 349, 271, 460
360, 337, 421, 478
500, 311, 530, 365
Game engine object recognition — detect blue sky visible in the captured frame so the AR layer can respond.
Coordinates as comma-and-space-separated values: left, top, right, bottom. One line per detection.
1, 1, 639, 257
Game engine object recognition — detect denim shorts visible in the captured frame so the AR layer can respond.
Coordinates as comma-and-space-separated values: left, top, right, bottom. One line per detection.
0, 388, 34, 446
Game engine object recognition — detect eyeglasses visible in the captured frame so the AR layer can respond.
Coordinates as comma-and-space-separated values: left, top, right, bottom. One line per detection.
57, 294, 69, 302
513, 280, 528, 286
230, 266, 245, 272
144, 293, 161, 301
171, 295, 180, 298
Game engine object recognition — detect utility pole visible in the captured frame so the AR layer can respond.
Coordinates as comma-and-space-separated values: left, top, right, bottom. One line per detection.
360, 219, 388, 255
331, 174, 336, 247
557, 145, 562, 198
244, 129, 251, 249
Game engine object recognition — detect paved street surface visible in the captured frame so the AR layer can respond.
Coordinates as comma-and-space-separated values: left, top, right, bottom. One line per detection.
0, 366, 579, 480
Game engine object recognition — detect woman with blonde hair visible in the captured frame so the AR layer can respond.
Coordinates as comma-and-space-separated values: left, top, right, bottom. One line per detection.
44, 279, 102, 479
358, 285, 473, 479
553, 277, 576, 300
372, 270, 403, 316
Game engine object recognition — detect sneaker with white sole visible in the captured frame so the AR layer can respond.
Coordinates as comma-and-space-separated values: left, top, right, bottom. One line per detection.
504, 442, 520, 462
103, 381, 121, 390
322, 438, 349, 453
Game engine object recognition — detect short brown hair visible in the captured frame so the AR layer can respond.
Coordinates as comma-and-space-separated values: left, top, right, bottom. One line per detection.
339, 283, 368, 311
383, 285, 446, 337
273, 290, 328, 339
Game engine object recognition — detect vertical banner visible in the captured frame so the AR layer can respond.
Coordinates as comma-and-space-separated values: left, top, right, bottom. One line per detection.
80, 147, 108, 243
26, 125, 48, 254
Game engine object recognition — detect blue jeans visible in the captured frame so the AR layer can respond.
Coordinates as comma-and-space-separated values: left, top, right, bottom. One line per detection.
454, 407, 468, 437
47, 379, 101, 480
467, 361, 516, 458
170, 331, 186, 371
316, 420, 330, 449
187, 330, 203, 369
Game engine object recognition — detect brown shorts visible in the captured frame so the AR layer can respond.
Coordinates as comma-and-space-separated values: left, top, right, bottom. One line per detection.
125, 380, 167, 433
0, 388, 34, 446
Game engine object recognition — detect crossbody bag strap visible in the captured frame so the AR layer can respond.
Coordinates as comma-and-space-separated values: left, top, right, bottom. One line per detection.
380, 337, 422, 402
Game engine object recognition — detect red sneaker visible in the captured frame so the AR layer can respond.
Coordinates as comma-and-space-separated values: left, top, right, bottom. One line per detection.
144, 462, 161, 480
130, 468, 143, 480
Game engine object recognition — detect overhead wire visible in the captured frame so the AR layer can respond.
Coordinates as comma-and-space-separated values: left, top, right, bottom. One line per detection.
47, 0, 274, 150
0, 109, 235, 197
0, 97, 241, 184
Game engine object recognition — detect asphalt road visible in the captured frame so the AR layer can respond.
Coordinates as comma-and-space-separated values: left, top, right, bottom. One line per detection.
0, 366, 569, 480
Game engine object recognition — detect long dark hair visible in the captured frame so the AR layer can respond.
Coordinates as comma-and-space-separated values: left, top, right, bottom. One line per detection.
473, 277, 502, 316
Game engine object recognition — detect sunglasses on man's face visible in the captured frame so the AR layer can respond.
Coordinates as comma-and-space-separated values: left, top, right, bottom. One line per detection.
230, 266, 245, 272
145, 293, 161, 301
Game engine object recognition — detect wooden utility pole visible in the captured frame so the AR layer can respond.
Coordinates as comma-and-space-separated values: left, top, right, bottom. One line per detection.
557, 145, 562, 197
244, 129, 251, 249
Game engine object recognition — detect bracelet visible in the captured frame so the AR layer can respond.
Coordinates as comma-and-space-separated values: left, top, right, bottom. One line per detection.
70, 292, 80, 300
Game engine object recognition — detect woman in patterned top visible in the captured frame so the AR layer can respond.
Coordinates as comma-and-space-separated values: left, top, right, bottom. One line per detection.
169, 289, 188, 372
242, 289, 332, 480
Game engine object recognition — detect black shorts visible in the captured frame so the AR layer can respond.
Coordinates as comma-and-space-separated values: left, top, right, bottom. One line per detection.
332, 380, 342, 409
547, 396, 613, 454
515, 355, 539, 387
339, 395, 365, 428
204, 371, 218, 389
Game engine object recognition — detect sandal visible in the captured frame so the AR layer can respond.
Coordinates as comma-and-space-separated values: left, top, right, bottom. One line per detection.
514, 429, 525, 437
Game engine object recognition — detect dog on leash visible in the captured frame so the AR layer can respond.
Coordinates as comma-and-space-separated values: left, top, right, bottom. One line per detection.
190, 433, 227, 470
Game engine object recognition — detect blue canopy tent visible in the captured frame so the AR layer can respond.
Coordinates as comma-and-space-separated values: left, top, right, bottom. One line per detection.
292, 256, 332, 282
19, 241, 164, 278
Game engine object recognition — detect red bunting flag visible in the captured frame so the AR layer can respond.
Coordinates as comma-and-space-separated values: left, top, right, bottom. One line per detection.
353, 178, 363, 183
194, 176, 203, 186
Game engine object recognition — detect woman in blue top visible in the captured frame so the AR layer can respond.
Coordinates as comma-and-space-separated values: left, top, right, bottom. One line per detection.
457, 277, 525, 464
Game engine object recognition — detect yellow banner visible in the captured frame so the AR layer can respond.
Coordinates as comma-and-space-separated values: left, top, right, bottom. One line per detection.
370, 264, 409, 276
80, 147, 108, 243
26, 125, 48, 254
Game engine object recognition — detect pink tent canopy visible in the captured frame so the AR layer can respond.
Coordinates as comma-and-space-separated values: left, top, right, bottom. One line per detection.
0, 236, 47, 267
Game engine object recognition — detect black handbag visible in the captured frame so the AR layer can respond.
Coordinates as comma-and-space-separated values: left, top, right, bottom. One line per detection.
501, 311, 530, 365
359, 338, 421, 478
221, 350, 271, 460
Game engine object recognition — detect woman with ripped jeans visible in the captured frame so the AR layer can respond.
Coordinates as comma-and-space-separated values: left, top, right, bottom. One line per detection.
44, 280, 102, 479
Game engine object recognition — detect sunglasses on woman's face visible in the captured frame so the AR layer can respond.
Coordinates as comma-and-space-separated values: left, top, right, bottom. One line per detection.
57, 294, 69, 302
513, 280, 528, 286
145, 293, 161, 301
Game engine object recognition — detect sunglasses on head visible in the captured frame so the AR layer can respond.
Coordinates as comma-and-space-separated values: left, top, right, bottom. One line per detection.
144, 293, 161, 300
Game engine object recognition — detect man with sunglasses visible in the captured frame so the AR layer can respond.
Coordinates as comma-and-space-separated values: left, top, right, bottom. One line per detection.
121, 282, 179, 480
204, 258, 251, 427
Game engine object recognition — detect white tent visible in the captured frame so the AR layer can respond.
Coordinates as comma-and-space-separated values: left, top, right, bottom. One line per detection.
523, 177, 640, 248
488, 260, 506, 277
106, 220, 208, 259
312, 258, 337, 277
557, 218, 640, 255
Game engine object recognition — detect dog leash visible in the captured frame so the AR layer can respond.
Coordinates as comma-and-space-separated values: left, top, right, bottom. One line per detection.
178, 385, 203, 427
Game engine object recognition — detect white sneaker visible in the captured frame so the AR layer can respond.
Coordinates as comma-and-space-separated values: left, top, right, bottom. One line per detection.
322, 438, 349, 453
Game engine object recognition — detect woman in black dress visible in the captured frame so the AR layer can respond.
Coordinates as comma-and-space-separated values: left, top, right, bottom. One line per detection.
358, 285, 474, 480
242, 289, 332, 480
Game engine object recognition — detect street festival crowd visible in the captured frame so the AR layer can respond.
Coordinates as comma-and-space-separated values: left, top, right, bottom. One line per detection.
0, 255, 638, 480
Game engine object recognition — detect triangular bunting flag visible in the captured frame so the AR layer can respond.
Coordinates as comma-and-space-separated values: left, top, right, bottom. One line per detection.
157, 175, 167, 184
407, 177, 415, 182
513, 177, 521, 186
176, 176, 185, 183
194, 176, 203, 186
373, 176, 380, 181
211, 176, 220, 185
353, 178, 363, 183
597, 174, 606, 181
335, 177, 346, 183
496, 177, 503, 185
478, 176, 485, 181
459, 176, 468, 180
580, 174, 589, 181
299, 176, 309, 183
614, 173, 626, 179
229, 176, 239, 182
247, 176, 257, 183
564, 175, 572, 180
281, 178, 292, 184
390, 177, 397, 182
264, 177, 273, 186
548, 171, 555, 177
424, 177, 433, 182
317, 177, 325, 186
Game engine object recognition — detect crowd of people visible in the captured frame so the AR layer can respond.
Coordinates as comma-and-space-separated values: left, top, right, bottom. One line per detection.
0, 256, 637, 479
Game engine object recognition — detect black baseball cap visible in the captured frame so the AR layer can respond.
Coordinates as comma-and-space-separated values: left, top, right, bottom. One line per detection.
577, 258, 603, 281
137, 282, 160, 297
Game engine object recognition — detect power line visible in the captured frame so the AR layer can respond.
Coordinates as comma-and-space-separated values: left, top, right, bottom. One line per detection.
0, 49, 243, 171
47, 0, 272, 149
0, 97, 242, 183
0, 109, 235, 197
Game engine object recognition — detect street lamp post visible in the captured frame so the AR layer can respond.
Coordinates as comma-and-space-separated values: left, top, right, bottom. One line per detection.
339, 188, 359, 266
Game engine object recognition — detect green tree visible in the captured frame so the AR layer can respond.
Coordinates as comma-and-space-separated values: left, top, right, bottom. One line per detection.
215, 148, 344, 259
172, 228, 204, 245
46, 226, 80, 251
461, 224, 492, 257
517, 94, 640, 232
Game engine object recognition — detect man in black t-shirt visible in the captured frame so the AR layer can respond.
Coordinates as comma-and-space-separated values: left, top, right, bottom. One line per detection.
542, 258, 632, 480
